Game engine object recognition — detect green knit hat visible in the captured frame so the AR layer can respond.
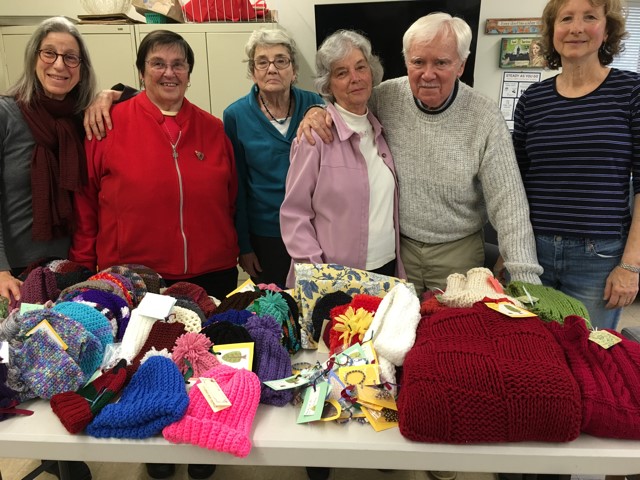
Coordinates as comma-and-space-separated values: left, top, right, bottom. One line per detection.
506, 282, 592, 329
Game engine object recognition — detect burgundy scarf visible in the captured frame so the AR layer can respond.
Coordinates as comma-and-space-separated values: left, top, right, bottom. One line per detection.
18, 92, 86, 241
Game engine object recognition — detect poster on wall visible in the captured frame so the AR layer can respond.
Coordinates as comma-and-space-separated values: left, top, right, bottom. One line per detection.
485, 18, 542, 35
500, 71, 542, 131
499, 37, 546, 69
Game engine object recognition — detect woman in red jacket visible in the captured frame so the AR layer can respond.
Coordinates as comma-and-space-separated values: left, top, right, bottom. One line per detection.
70, 30, 239, 301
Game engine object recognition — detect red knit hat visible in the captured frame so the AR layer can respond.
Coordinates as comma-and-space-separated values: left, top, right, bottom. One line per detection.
398, 302, 582, 444
164, 282, 217, 317
545, 315, 640, 439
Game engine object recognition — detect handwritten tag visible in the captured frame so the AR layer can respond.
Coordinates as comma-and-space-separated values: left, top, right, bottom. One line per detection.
198, 377, 231, 412
589, 330, 622, 349
485, 302, 537, 318
297, 381, 329, 424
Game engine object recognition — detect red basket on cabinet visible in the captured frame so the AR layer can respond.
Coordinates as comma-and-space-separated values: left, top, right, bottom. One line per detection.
182, 0, 271, 22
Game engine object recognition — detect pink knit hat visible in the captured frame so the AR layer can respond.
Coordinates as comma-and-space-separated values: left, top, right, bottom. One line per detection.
162, 364, 260, 457
545, 315, 640, 440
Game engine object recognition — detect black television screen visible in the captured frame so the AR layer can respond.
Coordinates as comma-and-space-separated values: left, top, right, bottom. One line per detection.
314, 0, 481, 87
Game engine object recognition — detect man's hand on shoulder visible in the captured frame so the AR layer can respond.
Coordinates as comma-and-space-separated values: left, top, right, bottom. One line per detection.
296, 105, 334, 145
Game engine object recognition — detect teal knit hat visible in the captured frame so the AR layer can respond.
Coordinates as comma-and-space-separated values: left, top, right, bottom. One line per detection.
506, 282, 591, 328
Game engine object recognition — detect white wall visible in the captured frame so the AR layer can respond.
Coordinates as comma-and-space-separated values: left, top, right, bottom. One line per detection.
0, 0, 556, 103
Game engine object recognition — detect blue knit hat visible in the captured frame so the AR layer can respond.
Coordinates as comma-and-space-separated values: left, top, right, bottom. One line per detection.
53, 302, 114, 351
87, 355, 188, 439
202, 309, 253, 330
69, 289, 131, 341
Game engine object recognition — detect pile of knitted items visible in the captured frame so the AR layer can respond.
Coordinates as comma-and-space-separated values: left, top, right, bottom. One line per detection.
545, 315, 640, 439
247, 290, 300, 354
398, 302, 582, 444
506, 281, 591, 327
163, 364, 261, 457
438, 267, 522, 308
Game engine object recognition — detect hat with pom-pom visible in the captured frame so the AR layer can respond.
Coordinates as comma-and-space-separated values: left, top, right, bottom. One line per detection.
171, 332, 219, 378
248, 291, 300, 354
244, 314, 293, 406
164, 282, 217, 317
87, 356, 188, 439
162, 364, 260, 457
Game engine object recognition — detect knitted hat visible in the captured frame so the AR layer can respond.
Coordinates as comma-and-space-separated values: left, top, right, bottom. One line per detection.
11, 310, 104, 398
245, 315, 293, 406
168, 305, 202, 333
171, 332, 219, 378
202, 321, 253, 345
215, 290, 264, 314
87, 356, 188, 439
162, 364, 260, 457
50, 359, 128, 433
329, 307, 374, 356
102, 265, 150, 305
545, 315, 640, 439
398, 303, 582, 444
0, 363, 20, 421
126, 321, 186, 380
70, 289, 131, 341
89, 272, 135, 307
506, 282, 591, 326
12, 267, 60, 309
118, 309, 157, 362
59, 280, 130, 304
164, 282, 217, 317
174, 298, 206, 323
202, 309, 253, 330
438, 267, 522, 308
0, 296, 8, 320
248, 291, 300, 354
52, 302, 114, 351
368, 283, 421, 386
124, 264, 165, 295
325, 294, 382, 349
311, 291, 352, 342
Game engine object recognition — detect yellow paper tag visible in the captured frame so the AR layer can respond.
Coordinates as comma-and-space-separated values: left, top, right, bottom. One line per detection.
198, 378, 231, 412
361, 406, 398, 432
589, 330, 622, 349
338, 364, 380, 386
356, 385, 397, 410
485, 302, 537, 318
25, 319, 68, 351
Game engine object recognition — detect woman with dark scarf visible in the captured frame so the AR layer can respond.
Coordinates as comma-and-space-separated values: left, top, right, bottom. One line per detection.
0, 16, 96, 303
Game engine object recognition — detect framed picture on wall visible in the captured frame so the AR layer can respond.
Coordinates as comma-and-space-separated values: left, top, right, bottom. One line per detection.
486, 18, 542, 35
499, 37, 546, 69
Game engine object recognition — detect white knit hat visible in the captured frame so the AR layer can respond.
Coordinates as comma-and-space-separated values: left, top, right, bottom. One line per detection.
118, 309, 157, 362
438, 267, 523, 308
168, 306, 202, 333
368, 283, 421, 385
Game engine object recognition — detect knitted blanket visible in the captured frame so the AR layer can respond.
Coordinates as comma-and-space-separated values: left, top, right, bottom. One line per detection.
398, 302, 582, 443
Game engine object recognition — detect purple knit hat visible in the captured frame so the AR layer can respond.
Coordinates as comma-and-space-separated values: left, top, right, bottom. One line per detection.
70, 289, 131, 341
244, 314, 293, 406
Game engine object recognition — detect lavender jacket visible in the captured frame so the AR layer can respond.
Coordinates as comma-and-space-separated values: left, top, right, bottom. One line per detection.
280, 102, 405, 287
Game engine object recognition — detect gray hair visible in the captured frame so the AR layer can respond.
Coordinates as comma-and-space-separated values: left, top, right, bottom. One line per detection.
314, 30, 384, 102
402, 12, 472, 63
244, 28, 299, 78
7, 16, 97, 113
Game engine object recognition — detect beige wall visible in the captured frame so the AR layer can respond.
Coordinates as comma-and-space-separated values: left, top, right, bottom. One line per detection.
0, 0, 556, 102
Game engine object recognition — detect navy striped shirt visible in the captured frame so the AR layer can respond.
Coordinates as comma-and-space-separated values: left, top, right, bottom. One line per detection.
513, 68, 640, 238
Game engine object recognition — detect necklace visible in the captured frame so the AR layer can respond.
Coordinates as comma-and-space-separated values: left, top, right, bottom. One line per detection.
259, 93, 292, 125
162, 120, 182, 161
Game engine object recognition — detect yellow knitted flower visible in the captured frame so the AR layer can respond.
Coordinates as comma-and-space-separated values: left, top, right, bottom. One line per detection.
333, 307, 374, 349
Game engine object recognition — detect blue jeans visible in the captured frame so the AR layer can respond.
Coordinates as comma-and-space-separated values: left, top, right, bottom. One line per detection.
535, 235, 624, 330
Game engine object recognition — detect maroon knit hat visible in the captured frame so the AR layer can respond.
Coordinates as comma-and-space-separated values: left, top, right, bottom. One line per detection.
11, 266, 60, 309
126, 321, 186, 381
398, 303, 582, 444
164, 282, 217, 317
545, 315, 640, 439
215, 290, 264, 314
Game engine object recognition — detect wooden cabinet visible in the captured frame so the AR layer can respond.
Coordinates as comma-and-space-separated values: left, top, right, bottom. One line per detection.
0, 22, 276, 117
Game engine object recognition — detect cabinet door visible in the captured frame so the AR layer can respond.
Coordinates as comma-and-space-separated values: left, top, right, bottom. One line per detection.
207, 32, 255, 118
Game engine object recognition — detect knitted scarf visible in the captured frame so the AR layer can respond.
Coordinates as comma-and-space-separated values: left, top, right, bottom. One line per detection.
17, 91, 86, 241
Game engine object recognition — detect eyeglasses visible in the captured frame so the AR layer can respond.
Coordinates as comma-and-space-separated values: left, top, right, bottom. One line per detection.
145, 60, 189, 74
37, 49, 82, 68
252, 57, 291, 70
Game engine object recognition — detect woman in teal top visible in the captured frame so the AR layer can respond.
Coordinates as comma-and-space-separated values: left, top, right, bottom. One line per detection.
223, 29, 322, 288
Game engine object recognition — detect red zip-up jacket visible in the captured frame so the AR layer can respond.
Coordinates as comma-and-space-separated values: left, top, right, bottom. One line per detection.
70, 92, 239, 278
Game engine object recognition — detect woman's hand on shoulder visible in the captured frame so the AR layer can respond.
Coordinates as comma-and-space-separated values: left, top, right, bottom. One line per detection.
83, 89, 123, 141
0, 270, 22, 302
296, 106, 334, 145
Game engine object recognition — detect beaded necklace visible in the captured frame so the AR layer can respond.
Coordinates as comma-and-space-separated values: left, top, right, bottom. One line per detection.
259, 93, 293, 125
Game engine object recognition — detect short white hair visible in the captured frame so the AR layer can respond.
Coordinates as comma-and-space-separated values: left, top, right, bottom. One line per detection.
402, 12, 471, 62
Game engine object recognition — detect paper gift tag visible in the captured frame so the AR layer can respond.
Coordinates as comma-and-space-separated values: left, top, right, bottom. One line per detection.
485, 301, 537, 318
339, 364, 380, 387
25, 319, 68, 350
361, 406, 399, 432
198, 377, 231, 412
356, 385, 397, 411
589, 330, 622, 349
297, 381, 330, 424
19, 303, 44, 315
137, 292, 176, 319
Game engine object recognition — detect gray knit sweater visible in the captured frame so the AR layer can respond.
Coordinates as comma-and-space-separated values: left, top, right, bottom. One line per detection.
370, 78, 542, 284
0, 96, 70, 272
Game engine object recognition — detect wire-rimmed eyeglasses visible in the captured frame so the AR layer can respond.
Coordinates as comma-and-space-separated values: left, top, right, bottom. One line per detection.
37, 49, 82, 68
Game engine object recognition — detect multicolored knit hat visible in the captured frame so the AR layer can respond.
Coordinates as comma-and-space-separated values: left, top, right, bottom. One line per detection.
245, 315, 293, 406
173, 298, 206, 323
52, 302, 114, 351
121, 264, 165, 295
89, 272, 135, 307
59, 280, 130, 304
398, 302, 582, 444
545, 315, 640, 439
50, 359, 128, 433
506, 282, 591, 327
87, 356, 189, 439
164, 282, 217, 317
325, 294, 382, 350
102, 265, 150, 305
439, 267, 522, 308
171, 332, 219, 378
162, 364, 261, 457
248, 291, 300, 354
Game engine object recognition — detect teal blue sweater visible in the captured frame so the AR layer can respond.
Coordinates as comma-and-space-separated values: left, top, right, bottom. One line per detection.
223, 85, 322, 254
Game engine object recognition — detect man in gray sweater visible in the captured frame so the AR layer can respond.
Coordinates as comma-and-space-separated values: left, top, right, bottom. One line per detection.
301, 12, 542, 296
